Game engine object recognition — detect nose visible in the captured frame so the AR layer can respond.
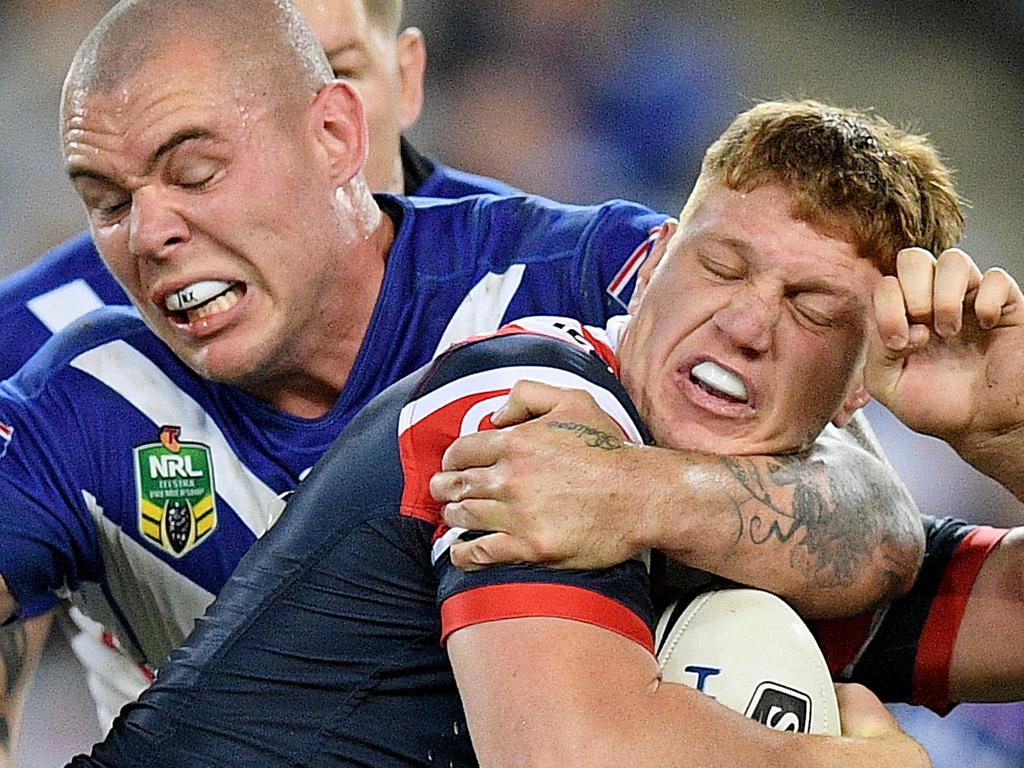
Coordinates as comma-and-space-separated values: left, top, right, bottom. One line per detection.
127, 187, 190, 259
712, 286, 779, 355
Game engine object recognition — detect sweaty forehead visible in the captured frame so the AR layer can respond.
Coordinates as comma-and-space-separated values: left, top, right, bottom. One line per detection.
63, 48, 249, 174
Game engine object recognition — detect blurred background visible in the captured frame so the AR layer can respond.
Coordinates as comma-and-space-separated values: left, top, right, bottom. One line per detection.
2, 0, 1023, 765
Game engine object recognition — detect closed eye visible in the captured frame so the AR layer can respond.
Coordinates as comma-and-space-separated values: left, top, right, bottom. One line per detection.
701, 257, 744, 281
791, 294, 840, 328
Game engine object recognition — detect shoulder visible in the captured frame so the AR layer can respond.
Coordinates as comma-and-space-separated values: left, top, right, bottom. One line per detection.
397, 193, 664, 258
418, 160, 523, 198
413, 319, 649, 444
3, 306, 167, 398
0, 231, 126, 307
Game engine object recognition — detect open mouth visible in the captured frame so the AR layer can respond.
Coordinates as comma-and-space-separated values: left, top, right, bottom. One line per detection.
689, 361, 749, 404
164, 280, 245, 324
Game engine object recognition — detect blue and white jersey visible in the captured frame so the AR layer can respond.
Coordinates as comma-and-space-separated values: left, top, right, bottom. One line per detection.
0, 192, 666, 670
0, 233, 125, 379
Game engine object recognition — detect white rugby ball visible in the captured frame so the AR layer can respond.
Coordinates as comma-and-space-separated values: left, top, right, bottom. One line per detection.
655, 588, 841, 735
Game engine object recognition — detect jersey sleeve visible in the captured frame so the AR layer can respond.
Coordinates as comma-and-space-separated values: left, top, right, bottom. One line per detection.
0, 370, 101, 618
814, 515, 1009, 714
395, 329, 656, 654
577, 200, 669, 320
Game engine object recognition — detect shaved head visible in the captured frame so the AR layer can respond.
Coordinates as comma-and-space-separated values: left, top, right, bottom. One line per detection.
63, 0, 334, 121
363, 0, 402, 33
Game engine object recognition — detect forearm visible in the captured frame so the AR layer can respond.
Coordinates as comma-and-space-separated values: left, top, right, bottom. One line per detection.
636, 424, 923, 618
955, 427, 1024, 502
0, 611, 52, 768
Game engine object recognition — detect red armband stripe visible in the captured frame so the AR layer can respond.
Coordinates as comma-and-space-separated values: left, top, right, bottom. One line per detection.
440, 582, 654, 654
914, 525, 1010, 713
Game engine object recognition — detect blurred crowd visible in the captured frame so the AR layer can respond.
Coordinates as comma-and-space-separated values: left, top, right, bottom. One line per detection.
2, 0, 1023, 766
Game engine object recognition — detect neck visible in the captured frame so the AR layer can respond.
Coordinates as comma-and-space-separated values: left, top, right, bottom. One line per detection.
240, 189, 396, 419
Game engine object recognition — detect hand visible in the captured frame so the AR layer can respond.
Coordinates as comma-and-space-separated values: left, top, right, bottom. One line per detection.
429, 379, 647, 571
866, 247, 1024, 449
834, 684, 931, 767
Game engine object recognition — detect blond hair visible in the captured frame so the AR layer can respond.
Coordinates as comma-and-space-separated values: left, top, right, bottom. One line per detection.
690, 100, 964, 273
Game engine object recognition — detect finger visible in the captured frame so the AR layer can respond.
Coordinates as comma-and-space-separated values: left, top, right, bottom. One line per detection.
975, 267, 1024, 330
430, 465, 505, 503
490, 379, 568, 427
441, 499, 510, 532
873, 275, 911, 350
448, 533, 529, 571
896, 247, 938, 323
933, 248, 982, 337
835, 683, 900, 739
440, 430, 504, 472
866, 277, 926, 405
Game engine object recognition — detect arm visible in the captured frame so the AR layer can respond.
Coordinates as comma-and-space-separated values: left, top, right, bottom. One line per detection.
0, 607, 53, 768
815, 516, 1020, 711
449, 616, 930, 768
432, 380, 922, 617
948, 526, 1024, 701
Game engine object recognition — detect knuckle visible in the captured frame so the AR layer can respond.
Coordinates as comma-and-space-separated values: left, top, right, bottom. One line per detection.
896, 247, 934, 272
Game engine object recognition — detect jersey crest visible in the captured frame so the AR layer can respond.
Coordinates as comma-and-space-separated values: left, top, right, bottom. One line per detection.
133, 426, 217, 557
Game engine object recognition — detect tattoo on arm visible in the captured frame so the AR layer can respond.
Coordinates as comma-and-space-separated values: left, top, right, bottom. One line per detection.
722, 454, 902, 592
0, 622, 28, 751
547, 421, 625, 450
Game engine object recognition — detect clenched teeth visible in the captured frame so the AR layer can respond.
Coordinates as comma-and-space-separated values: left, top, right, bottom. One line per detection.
186, 287, 241, 322
691, 361, 748, 402
166, 280, 233, 312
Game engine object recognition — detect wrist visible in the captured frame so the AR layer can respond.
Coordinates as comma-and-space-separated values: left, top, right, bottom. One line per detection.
954, 425, 1024, 501
622, 445, 703, 557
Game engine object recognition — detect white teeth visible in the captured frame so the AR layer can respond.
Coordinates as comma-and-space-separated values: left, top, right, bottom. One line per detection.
186, 288, 240, 321
165, 280, 233, 312
691, 361, 748, 402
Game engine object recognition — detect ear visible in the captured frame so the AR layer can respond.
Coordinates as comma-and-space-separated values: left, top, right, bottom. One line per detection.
396, 27, 427, 131
628, 219, 678, 312
831, 380, 871, 428
309, 81, 369, 186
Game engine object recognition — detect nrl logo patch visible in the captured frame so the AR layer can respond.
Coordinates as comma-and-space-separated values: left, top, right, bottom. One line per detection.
134, 426, 217, 557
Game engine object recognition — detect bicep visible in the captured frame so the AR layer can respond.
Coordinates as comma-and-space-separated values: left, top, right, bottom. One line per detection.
448, 615, 823, 768
803, 420, 924, 602
448, 616, 660, 767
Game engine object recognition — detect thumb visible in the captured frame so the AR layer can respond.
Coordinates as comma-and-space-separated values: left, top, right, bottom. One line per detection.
836, 683, 900, 739
491, 379, 566, 427
863, 319, 907, 407
865, 276, 923, 407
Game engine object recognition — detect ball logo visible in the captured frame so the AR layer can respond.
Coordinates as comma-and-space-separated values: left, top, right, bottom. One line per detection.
744, 682, 812, 733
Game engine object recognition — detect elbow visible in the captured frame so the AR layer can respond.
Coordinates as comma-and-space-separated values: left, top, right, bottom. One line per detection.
883, 507, 925, 601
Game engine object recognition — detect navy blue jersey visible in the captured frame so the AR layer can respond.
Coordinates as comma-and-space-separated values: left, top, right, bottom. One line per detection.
815, 516, 1007, 713
68, 324, 654, 768
0, 155, 519, 381
0, 193, 665, 670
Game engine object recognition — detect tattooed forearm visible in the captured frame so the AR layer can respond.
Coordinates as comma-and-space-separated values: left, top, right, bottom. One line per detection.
0, 622, 28, 751
547, 421, 625, 450
721, 453, 898, 592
